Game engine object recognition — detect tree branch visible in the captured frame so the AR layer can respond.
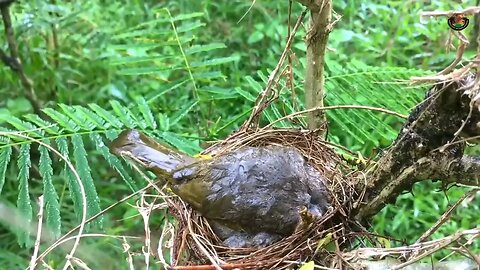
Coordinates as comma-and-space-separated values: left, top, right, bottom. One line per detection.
1, 2, 43, 116
304, 0, 332, 132
355, 76, 480, 221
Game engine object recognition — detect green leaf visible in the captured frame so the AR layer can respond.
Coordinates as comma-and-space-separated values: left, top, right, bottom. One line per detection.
169, 12, 204, 21
117, 66, 183, 75
170, 100, 199, 126
43, 108, 79, 132
74, 106, 106, 129
16, 144, 33, 247
299, 261, 315, 270
190, 56, 238, 68
0, 146, 12, 194
185, 43, 226, 55
160, 132, 202, 156
109, 55, 172, 66
23, 114, 59, 134
56, 137, 82, 222
39, 143, 61, 238
88, 103, 123, 129
59, 104, 96, 131
176, 21, 205, 33
235, 87, 256, 102
4, 116, 43, 137
110, 100, 138, 128
90, 133, 138, 191
134, 96, 156, 129
72, 135, 102, 228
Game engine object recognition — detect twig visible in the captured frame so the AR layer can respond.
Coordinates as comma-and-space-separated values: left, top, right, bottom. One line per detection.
415, 189, 480, 244
421, 6, 480, 17
0, 3, 43, 116
242, 10, 307, 130
137, 192, 153, 269
34, 180, 162, 266
168, 262, 260, 270
122, 237, 134, 270
262, 104, 407, 129
286, 1, 298, 113
29, 195, 45, 270
389, 229, 480, 270
0, 131, 88, 270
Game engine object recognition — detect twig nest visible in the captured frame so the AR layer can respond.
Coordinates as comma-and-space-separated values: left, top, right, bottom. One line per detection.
168, 128, 356, 269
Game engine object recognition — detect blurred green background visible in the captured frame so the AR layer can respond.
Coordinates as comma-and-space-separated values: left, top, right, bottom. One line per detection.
0, 0, 479, 268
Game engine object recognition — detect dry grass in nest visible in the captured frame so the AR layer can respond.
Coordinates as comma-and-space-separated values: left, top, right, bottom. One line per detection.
157, 128, 360, 269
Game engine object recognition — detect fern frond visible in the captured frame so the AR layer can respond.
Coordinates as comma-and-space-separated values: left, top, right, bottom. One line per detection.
88, 103, 123, 129
71, 135, 102, 228
90, 133, 139, 191
43, 108, 80, 132
39, 143, 61, 238
58, 104, 96, 131
134, 96, 157, 130
16, 144, 33, 247
238, 62, 429, 150
0, 145, 12, 194
55, 137, 83, 222
109, 100, 137, 129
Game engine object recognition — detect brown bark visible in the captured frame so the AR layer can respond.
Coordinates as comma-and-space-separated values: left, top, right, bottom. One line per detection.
302, 0, 331, 131
355, 76, 480, 221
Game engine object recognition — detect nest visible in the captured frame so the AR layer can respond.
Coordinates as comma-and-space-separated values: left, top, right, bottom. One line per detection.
160, 128, 360, 269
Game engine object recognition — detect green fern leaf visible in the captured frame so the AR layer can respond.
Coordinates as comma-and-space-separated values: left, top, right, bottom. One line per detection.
190, 56, 238, 68
71, 135, 102, 228
145, 80, 188, 104
134, 96, 156, 129
23, 114, 59, 134
43, 108, 79, 132
88, 103, 123, 129
0, 145, 12, 194
90, 133, 138, 191
59, 104, 96, 131
168, 12, 204, 21
16, 144, 33, 247
110, 100, 137, 129
170, 100, 198, 126
159, 131, 202, 156
56, 137, 83, 222
74, 106, 107, 129
3, 116, 43, 137
185, 43, 226, 55
234, 87, 256, 102
39, 144, 61, 238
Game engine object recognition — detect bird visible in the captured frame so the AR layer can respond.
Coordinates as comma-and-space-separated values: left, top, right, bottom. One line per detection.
110, 129, 330, 248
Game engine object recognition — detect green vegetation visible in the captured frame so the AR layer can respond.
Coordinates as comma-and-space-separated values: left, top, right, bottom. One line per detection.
0, 0, 479, 268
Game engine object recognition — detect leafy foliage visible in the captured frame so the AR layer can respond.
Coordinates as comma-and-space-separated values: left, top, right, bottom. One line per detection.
236, 62, 429, 153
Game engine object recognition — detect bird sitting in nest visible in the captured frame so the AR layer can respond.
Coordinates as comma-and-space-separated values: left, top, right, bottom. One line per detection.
110, 129, 331, 248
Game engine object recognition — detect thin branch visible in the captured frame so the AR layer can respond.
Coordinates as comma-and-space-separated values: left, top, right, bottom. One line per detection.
28, 196, 44, 270
262, 104, 407, 129
242, 10, 307, 130
415, 189, 480, 244
421, 6, 480, 17
0, 3, 43, 116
